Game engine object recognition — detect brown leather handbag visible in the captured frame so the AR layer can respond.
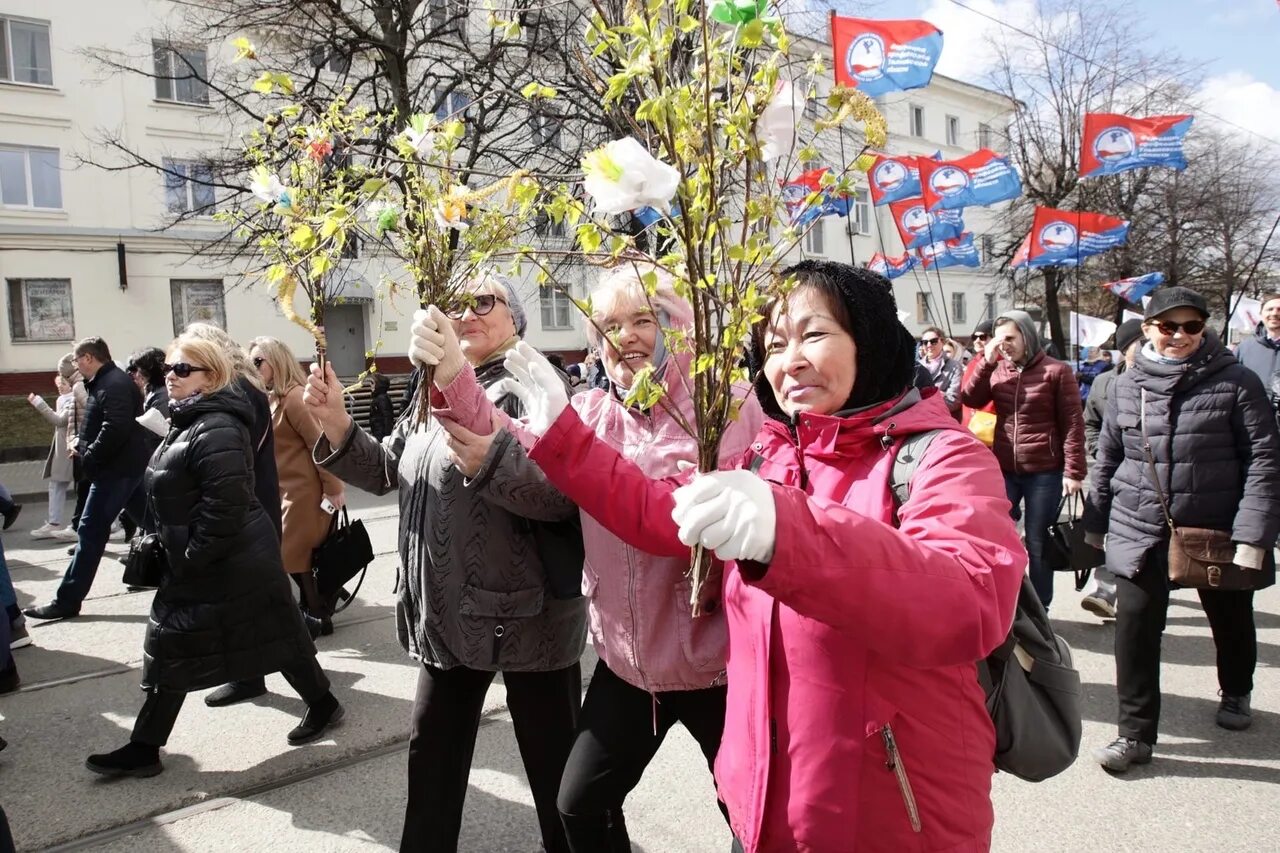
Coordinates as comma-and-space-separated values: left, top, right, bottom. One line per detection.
1140, 390, 1261, 591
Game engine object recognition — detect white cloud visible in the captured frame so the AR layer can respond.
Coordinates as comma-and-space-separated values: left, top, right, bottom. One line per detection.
919, 0, 1042, 85
1197, 72, 1280, 149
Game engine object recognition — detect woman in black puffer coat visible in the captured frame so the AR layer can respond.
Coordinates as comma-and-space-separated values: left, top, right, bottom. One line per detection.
85, 334, 344, 779
1088, 287, 1280, 774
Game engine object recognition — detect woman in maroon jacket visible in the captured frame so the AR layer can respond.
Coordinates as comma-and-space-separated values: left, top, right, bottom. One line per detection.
961, 309, 1086, 610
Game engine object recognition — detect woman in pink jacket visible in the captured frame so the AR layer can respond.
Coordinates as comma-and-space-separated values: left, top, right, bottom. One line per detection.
420, 264, 762, 851
502, 260, 1025, 851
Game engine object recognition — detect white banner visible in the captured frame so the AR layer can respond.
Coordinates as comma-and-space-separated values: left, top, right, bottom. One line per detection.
1122, 309, 1143, 323
1229, 296, 1262, 334
1069, 311, 1117, 347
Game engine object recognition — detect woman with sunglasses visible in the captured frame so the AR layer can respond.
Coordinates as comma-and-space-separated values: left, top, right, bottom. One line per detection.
85, 335, 343, 778
246, 336, 345, 640
960, 320, 997, 431
1088, 287, 1280, 772
304, 272, 587, 852
917, 325, 963, 417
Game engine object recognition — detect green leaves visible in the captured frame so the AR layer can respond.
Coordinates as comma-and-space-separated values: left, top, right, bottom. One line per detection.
519, 82, 558, 100
251, 71, 295, 95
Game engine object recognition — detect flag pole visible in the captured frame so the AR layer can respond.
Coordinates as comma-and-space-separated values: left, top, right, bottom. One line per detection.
838, 132, 859, 265
1223, 210, 1280, 338
923, 214, 954, 339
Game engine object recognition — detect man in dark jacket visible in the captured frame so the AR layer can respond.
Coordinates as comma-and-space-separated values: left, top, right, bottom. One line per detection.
1235, 293, 1280, 410
961, 310, 1087, 609
25, 337, 149, 620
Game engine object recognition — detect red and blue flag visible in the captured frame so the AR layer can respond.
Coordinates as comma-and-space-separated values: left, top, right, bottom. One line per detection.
918, 233, 980, 270
919, 149, 1022, 211
1011, 233, 1031, 269
867, 251, 919, 280
781, 167, 850, 226
890, 196, 964, 250
867, 153, 922, 206
1080, 113, 1193, 179
1102, 272, 1165, 303
1026, 207, 1130, 268
831, 16, 943, 97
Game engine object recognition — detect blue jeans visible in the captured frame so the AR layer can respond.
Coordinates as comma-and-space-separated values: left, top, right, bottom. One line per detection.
54, 475, 142, 609
1004, 470, 1063, 609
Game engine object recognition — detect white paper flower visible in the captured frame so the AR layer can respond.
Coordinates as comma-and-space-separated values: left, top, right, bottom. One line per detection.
250, 169, 288, 205
401, 114, 436, 157
758, 79, 802, 162
581, 137, 680, 215
433, 186, 470, 232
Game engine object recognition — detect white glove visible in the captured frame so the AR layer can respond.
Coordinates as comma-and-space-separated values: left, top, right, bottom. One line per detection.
503, 341, 570, 436
672, 470, 777, 563
1234, 543, 1266, 570
408, 306, 465, 385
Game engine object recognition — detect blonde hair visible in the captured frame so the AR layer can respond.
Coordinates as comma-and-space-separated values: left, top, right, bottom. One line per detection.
585, 264, 692, 351
167, 334, 234, 394
184, 322, 263, 391
248, 336, 308, 399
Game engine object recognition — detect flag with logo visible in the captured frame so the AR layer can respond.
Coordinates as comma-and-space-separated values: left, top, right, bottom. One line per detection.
1011, 233, 1032, 269
918, 149, 1022, 211
867, 153, 923, 206
1080, 113, 1194, 178
1026, 207, 1130, 268
780, 167, 850, 226
1102, 272, 1164, 303
830, 16, 944, 97
890, 196, 964, 250
1069, 312, 1117, 348
867, 251, 919, 280
918, 233, 981, 270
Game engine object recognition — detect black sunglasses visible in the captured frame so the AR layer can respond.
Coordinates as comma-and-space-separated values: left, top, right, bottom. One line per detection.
1147, 319, 1205, 336
919, 337, 941, 345
972, 333, 990, 342
252, 356, 266, 368
445, 293, 507, 319
163, 362, 210, 378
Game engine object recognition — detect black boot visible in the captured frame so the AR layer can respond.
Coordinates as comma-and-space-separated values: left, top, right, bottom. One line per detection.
205, 678, 268, 707
86, 742, 163, 778
292, 572, 333, 636
287, 692, 344, 745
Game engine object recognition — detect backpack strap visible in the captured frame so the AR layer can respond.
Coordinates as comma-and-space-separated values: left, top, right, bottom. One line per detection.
888, 429, 945, 510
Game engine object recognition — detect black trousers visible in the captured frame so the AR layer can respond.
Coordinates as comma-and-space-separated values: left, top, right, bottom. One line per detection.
70, 466, 89, 531
1115, 546, 1257, 745
400, 661, 581, 853
132, 654, 331, 746
557, 659, 728, 853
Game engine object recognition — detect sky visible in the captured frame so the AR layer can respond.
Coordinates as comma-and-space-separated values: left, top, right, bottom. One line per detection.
801, 0, 1280, 150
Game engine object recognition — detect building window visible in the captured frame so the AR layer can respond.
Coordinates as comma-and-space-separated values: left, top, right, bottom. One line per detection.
532, 112, 562, 149
0, 145, 61, 209
0, 16, 53, 85
952, 292, 967, 325
981, 234, 996, 266
984, 292, 997, 321
852, 188, 871, 235
162, 160, 215, 214
804, 97, 821, 120
535, 212, 567, 239
804, 220, 825, 255
433, 89, 470, 121
309, 43, 350, 74
153, 41, 208, 105
540, 284, 573, 330
7, 278, 73, 341
978, 123, 992, 149
429, 0, 468, 43
170, 279, 226, 335
946, 115, 959, 147
910, 105, 925, 138
916, 292, 933, 324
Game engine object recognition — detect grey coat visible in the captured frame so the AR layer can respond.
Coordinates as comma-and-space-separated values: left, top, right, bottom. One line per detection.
32, 388, 85, 482
923, 356, 964, 414
1088, 333, 1280, 582
1236, 325, 1280, 397
1083, 365, 1122, 459
316, 358, 587, 672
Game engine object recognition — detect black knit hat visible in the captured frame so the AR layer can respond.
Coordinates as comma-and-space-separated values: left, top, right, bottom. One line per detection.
1114, 318, 1143, 353
750, 260, 916, 421
971, 319, 994, 337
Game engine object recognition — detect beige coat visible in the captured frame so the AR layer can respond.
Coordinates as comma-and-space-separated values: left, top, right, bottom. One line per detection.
272, 385, 343, 574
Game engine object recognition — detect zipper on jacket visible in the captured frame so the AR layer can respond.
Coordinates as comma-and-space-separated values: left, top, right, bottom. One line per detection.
1013, 370, 1023, 474
491, 624, 506, 666
881, 724, 922, 833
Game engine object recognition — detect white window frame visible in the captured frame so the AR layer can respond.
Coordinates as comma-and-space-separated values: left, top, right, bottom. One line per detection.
7, 278, 74, 341
309, 43, 350, 74
162, 159, 216, 215
803, 220, 825, 255
0, 144, 62, 209
428, 0, 469, 44
153, 41, 209, 105
946, 115, 959, 147
433, 89, 470, 121
981, 235, 996, 266
170, 279, 226, 335
978, 123, 993, 149
984, 293, 997, 321
539, 284, 574, 330
532, 112, 563, 150
916, 292, 933, 324
910, 105, 925, 138
0, 15, 53, 86
852, 188, 871, 235
535, 212, 567, 240
952, 292, 967, 325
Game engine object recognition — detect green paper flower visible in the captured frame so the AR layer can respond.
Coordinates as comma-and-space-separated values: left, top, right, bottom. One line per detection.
709, 0, 768, 26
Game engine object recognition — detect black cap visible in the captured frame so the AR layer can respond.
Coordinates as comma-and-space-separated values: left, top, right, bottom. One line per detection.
1114, 319, 1143, 353
971, 319, 994, 337
1144, 286, 1208, 321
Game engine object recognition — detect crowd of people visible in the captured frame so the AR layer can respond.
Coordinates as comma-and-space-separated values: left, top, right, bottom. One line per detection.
0, 273, 1277, 851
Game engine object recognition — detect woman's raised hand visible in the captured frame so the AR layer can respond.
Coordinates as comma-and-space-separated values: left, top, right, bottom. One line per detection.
303, 361, 352, 442
409, 306, 465, 387
503, 342, 569, 437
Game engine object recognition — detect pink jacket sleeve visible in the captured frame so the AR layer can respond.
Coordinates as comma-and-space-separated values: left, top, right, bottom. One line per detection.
432, 362, 540, 449
528, 408, 690, 557
743, 431, 1025, 668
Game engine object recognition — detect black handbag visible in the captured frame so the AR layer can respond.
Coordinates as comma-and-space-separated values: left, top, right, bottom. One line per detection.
122, 533, 167, 589
1043, 494, 1103, 591
312, 508, 375, 612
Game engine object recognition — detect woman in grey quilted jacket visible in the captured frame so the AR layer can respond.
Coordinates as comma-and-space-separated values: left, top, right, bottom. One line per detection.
304, 272, 586, 853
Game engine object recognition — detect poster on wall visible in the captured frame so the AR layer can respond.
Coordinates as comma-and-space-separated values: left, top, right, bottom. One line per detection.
24, 281, 75, 340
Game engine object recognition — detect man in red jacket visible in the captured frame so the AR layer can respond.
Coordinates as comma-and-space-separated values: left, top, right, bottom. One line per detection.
962, 310, 1087, 609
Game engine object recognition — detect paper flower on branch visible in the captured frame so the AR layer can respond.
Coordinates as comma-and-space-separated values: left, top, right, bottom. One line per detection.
249, 167, 293, 211
433, 185, 471, 231
304, 129, 334, 164
364, 200, 402, 234
709, 0, 769, 25
582, 137, 680, 215
757, 79, 802, 161
401, 113, 436, 157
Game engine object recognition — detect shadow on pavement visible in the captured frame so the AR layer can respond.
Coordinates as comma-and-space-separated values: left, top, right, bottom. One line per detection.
1056, 620, 1280, 671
